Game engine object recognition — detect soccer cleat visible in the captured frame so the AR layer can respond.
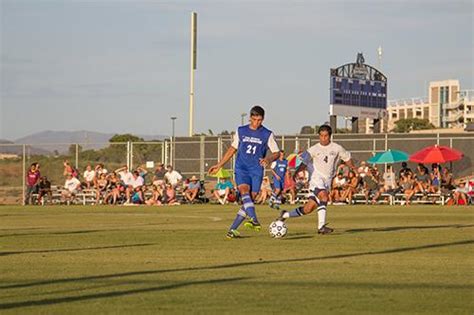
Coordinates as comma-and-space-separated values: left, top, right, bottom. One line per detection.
276, 210, 288, 222
226, 229, 241, 239
318, 224, 334, 235
243, 219, 262, 232
268, 199, 275, 208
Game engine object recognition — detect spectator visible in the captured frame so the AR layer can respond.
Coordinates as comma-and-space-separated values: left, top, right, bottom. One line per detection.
441, 167, 454, 191
152, 163, 167, 187
126, 171, 145, 204
61, 173, 81, 204
95, 173, 108, 204
37, 176, 52, 205
146, 185, 163, 206
357, 161, 369, 179
336, 161, 350, 178
184, 175, 201, 203
63, 160, 78, 178
255, 176, 272, 204
115, 165, 134, 187
414, 165, 431, 194
453, 181, 468, 205
294, 165, 309, 192
330, 172, 346, 203
363, 168, 381, 204
382, 165, 398, 193
95, 163, 108, 176
104, 173, 121, 205
429, 164, 441, 193
400, 172, 416, 205
165, 165, 183, 188
83, 164, 96, 189
164, 183, 180, 205
25, 163, 41, 205
399, 162, 412, 178
213, 177, 234, 205
282, 170, 296, 205
341, 170, 358, 204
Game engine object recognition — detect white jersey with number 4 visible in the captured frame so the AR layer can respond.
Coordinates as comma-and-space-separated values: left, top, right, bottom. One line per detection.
306, 142, 351, 190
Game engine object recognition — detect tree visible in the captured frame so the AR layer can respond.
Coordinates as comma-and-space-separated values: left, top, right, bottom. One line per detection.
109, 134, 144, 143
392, 118, 435, 133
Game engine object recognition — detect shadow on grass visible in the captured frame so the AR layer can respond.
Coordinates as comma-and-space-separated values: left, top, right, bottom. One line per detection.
0, 277, 249, 310
345, 224, 474, 234
2, 239, 472, 291
0, 243, 156, 257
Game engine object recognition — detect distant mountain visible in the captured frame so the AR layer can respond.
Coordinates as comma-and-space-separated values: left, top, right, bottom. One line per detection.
0, 139, 51, 155
6, 130, 167, 154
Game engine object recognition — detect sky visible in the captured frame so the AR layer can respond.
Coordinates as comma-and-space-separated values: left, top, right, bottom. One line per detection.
1, 0, 473, 140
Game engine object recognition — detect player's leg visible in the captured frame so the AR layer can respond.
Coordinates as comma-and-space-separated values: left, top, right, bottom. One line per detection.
242, 174, 263, 231
315, 189, 333, 234
226, 171, 252, 238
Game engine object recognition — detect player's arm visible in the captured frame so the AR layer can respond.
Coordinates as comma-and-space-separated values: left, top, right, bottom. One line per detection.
260, 133, 280, 167
208, 130, 239, 175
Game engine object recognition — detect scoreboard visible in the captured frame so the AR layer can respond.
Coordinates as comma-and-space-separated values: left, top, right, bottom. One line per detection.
329, 53, 387, 119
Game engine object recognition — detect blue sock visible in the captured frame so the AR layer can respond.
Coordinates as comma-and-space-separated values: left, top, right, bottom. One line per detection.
229, 207, 246, 231
287, 206, 305, 218
242, 193, 258, 223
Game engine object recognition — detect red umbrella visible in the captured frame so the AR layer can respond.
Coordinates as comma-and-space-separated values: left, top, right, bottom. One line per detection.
409, 145, 463, 164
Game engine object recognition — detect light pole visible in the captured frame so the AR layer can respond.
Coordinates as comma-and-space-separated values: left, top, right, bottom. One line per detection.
171, 117, 177, 166
241, 113, 247, 126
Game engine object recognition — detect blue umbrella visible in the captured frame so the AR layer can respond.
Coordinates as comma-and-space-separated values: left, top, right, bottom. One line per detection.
368, 149, 409, 164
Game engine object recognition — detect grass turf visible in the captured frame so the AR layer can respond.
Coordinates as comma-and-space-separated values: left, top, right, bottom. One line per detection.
0, 204, 473, 314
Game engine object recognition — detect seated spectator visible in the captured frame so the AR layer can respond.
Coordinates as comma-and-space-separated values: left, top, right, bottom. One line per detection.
165, 165, 183, 188
330, 172, 346, 203
363, 168, 381, 204
414, 166, 431, 194
213, 177, 234, 205
126, 171, 145, 204
282, 171, 296, 205
294, 165, 309, 192
184, 175, 201, 203
95, 173, 109, 204
136, 165, 149, 184
357, 161, 369, 179
341, 171, 358, 204
429, 164, 442, 193
61, 173, 81, 204
382, 165, 398, 194
37, 176, 52, 205
255, 176, 272, 204
152, 163, 166, 187
146, 185, 163, 206
83, 164, 96, 189
337, 161, 350, 178
104, 173, 121, 205
164, 183, 180, 205
115, 165, 133, 187
441, 167, 454, 191
399, 162, 412, 178
95, 163, 108, 177
453, 182, 468, 205
400, 172, 416, 205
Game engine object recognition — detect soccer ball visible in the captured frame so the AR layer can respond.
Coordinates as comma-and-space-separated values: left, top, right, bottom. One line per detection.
269, 220, 288, 238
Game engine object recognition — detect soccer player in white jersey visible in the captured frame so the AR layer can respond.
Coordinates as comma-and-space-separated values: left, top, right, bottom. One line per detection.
278, 125, 356, 234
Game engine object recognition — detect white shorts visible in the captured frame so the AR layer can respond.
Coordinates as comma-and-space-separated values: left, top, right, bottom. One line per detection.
309, 176, 332, 192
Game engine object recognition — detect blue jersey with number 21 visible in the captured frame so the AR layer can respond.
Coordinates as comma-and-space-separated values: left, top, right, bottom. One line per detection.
234, 125, 273, 173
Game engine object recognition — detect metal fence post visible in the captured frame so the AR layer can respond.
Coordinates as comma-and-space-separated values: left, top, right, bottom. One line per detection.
384, 133, 388, 151
200, 135, 205, 180
22, 144, 26, 206
307, 138, 310, 149
126, 141, 130, 169
130, 142, 134, 170
437, 133, 440, 145
164, 140, 169, 166
75, 143, 79, 169
372, 138, 377, 155
217, 136, 222, 161
295, 136, 299, 152
281, 135, 285, 151
161, 140, 165, 164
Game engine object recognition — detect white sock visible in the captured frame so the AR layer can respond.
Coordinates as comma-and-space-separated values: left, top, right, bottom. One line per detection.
317, 207, 326, 229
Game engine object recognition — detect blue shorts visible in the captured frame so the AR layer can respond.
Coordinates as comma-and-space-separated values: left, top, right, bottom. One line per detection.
273, 178, 285, 190
235, 169, 263, 193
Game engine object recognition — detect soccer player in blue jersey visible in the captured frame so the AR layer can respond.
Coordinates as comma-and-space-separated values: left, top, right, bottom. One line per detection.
269, 150, 288, 209
208, 105, 280, 238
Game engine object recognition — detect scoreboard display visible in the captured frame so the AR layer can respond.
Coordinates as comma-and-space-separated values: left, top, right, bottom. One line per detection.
329, 53, 387, 119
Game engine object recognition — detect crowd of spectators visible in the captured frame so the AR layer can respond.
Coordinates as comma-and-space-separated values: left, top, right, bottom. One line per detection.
25, 158, 473, 206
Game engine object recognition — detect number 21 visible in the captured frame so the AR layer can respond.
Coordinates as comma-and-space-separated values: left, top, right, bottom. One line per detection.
246, 145, 257, 155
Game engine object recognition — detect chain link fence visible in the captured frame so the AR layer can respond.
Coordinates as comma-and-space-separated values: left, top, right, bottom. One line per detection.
1, 133, 473, 205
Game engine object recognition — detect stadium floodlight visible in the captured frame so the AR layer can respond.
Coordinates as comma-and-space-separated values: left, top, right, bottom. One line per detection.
189, 12, 197, 137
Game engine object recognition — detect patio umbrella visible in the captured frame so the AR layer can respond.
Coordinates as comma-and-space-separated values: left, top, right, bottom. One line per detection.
287, 153, 303, 169
209, 168, 233, 178
409, 145, 463, 164
368, 149, 409, 164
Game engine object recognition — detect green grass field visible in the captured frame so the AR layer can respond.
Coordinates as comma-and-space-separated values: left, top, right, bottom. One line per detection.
1, 204, 473, 314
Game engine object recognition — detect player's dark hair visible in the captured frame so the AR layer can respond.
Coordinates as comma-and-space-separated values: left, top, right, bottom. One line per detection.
318, 124, 332, 136
250, 105, 265, 118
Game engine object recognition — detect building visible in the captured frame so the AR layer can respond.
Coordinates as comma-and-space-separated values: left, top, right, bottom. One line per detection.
387, 80, 474, 131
